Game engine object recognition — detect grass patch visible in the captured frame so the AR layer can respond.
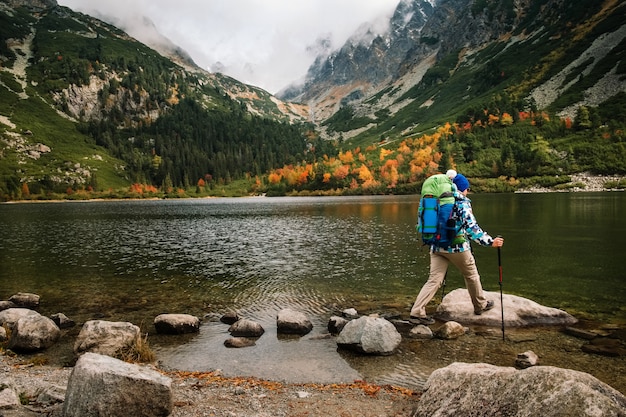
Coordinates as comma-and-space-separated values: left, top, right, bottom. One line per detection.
117, 334, 156, 364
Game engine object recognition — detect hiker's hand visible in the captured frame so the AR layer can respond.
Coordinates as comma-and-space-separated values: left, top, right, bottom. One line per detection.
492, 237, 504, 247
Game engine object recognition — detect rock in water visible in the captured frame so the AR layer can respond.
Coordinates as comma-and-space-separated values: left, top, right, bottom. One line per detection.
433, 321, 467, 340
436, 289, 577, 327
228, 319, 265, 337
8, 292, 40, 309
328, 316, 349, 334
515, 351, 539, 368
336, 316, 401, 355
276, 309, 313, 335
73, 320, 140, 357
224, 337, 256, 348
154, 314, 200, 334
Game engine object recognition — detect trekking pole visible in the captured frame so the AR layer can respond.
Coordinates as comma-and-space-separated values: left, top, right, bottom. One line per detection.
497, 235, 505, 341
440, 271, 447, 302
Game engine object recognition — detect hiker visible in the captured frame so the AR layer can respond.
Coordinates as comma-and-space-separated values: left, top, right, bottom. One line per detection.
410, 173, 504, 325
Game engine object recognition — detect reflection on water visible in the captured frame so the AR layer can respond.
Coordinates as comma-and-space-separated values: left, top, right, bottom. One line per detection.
1, 194, 625, 392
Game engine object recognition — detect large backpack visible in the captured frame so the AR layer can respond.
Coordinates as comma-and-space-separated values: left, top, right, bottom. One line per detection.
416, 174, 458, 247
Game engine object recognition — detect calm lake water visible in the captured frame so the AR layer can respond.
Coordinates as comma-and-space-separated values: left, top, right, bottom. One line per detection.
1, 193, 625, 391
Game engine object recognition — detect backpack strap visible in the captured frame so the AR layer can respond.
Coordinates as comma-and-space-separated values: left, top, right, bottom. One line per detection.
422, 191, 454, 199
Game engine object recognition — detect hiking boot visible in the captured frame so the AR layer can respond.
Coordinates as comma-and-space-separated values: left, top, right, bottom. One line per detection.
475, 300, 495, 315
409, 315, 435, 325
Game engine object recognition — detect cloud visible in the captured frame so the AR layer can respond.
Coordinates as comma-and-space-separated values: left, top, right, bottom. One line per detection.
56, 0, 400, 93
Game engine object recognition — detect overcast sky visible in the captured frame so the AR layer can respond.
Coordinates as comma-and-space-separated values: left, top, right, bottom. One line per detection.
57, 0, 400, 94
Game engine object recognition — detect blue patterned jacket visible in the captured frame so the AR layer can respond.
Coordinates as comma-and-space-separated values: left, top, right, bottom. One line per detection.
432, 191, 494, 253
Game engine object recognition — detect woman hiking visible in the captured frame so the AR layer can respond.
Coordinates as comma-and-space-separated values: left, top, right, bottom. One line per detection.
410, 172, 504, 325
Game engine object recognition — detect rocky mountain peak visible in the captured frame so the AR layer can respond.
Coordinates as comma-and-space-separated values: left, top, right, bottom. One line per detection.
4, 0, 57, 10
279, 0, 435, 107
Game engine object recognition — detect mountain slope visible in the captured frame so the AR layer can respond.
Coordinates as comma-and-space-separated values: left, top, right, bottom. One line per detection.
287, 0, 626, 147
0, 0, 311, 199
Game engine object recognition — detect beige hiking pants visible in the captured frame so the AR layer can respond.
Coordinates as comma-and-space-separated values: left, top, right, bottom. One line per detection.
410, 250, 488, 317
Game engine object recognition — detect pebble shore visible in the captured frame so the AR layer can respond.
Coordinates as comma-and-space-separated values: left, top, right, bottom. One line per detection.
1, 354, 420, 417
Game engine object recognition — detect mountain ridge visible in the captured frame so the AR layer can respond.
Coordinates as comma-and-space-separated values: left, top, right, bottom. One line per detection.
2, 0, 626, 200
0, 0, 314, 199
287, 0, 626, 145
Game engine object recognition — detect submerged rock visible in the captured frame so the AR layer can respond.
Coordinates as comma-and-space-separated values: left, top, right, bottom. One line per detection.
435, 289, 577, 327
581, 338, 626, 357
224, 337, 256, 348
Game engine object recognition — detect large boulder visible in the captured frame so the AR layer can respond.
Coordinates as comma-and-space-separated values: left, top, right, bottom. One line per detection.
7, 313, 60, 352
153, 313, 200, 334
336, 316, 401, 355
74, 320, 141, 357
435, 289, 578, 326
63, 352, 172, 417
414, 362, 626, 417
276, 309, 313, 335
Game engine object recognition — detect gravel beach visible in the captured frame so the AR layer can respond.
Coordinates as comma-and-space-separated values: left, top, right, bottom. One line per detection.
1, 354, 420, 417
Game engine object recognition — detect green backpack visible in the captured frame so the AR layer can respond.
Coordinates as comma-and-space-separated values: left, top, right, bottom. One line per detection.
416, 174, 457, 247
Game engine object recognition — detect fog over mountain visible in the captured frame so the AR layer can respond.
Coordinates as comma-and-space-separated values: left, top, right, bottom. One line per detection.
57, 0, 400, 94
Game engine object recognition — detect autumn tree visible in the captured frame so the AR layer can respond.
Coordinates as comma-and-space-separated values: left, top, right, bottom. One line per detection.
21, 182, 30, 197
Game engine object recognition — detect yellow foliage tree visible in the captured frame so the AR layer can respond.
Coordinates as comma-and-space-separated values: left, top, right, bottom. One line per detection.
268, 171, 282, 184
380, 148, 393, 161
357, 164, 374, 182
339, 150, 354, 164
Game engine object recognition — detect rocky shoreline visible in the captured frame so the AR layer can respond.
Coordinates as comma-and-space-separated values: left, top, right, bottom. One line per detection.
515, 172, 626, 193
3, 290, 626, 416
